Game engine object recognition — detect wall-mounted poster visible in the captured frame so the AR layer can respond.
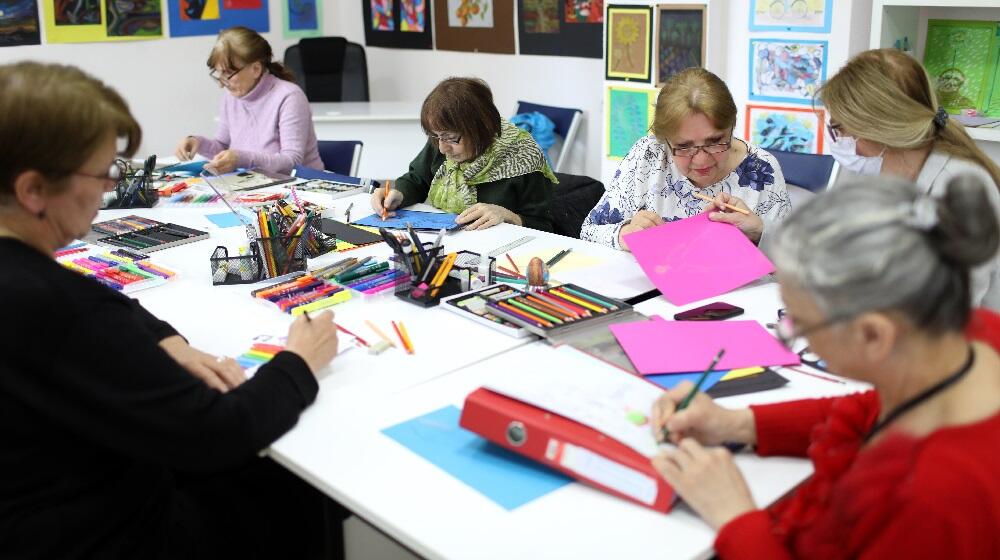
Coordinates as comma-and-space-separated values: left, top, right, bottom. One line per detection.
363, 0, 432, 48
434, 0, 513, 53
745, 104, 824, 154
606, 86, 657, 159
167, 0, 267, 37
282, 0, 321, 38
0, 0, 41, 46
924, 19, 997, 114
45, 0, 162, 43
656, 4, 705, 85
749, 0, 831, 33
606, 4, 652, 82
518, 0, 602, 58
749, 38, 827, 105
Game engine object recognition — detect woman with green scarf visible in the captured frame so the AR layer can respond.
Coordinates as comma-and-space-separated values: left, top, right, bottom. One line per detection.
370, 77, 557, 231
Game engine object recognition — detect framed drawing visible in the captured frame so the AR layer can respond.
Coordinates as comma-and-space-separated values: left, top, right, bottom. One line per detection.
923, 19, 997, 114
1, 0, 41, 46
656, 4, 705, 85
744, 104, 824, 154
46, 0, 163, 42
283, 0, 321, 38
749, 0, 831, 33
362, 0, 432, 49
434, 0, 514, 54
606, 86, 657, 159
748, 38, 827, 105
166, 0, 267, 38
606, 4, 653, 82
518, 0, 602, 58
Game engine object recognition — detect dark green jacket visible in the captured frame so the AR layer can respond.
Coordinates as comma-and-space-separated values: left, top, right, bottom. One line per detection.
394, 141, 555, 232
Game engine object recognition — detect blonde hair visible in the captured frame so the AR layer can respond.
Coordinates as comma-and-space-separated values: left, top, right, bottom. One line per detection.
652, 67, 737, 143
0, 61, 140, 199
207, 26, 295, 82
819, 48, 1000, 189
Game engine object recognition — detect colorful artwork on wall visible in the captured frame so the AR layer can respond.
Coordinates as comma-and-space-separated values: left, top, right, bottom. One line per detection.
282, 0, 320, 37
363, 0, 432, 48
606, 4, 652, 82
749, 0, 831, 33
745, 104, 824, 154
45, 0, 163, 42
434, 0, 512, 53
523, 0, 558, 34
924, 19, 997, 114
0, 0, 41, 46
656, 4, 705, 85
565, 0, 601, 23
748, 38, 827, 105
606, 86, 657, 159
166, 0, 267, 37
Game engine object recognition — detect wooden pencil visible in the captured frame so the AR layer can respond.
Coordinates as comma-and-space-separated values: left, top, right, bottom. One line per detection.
692, 191, 751, 215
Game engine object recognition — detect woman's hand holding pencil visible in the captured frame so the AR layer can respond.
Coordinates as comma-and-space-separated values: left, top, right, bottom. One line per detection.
649, 381, 757, 446
370, 180, 403, 220
698, 191, 765, 244
285, 310, 339, 375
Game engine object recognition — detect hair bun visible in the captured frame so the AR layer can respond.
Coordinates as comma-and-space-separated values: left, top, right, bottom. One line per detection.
930, 173, 1000, 268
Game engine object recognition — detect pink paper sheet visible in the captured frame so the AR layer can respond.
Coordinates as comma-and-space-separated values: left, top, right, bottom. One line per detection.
623, 213, 774, 305
609, 316, 801, 375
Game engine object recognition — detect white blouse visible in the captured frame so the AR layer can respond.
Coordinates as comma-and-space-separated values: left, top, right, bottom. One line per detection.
581, 134, 793, 249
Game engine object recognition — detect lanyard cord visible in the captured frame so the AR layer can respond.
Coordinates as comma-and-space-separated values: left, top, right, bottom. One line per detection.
865, 346, 975, 443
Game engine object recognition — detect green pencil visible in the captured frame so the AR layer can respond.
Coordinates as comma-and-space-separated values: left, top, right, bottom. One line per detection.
660, 348, 726, 443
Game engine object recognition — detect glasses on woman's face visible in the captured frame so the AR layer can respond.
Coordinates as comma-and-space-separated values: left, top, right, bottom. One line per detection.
428, 132, 462, 146
775, 313, 849, 350
668, 139, 733, 158
74, 164, 121, 191
826, 122, 843, 141
209, 66, 244, 85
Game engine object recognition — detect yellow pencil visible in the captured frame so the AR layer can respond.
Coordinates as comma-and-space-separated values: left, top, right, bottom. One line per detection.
397, 320, 415, 354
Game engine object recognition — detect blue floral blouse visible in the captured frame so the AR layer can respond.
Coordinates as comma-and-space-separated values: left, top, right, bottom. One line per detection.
581, 135, 792, 250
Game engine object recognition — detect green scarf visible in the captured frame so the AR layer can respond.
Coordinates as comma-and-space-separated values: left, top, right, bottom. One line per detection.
426, 120, 557, 214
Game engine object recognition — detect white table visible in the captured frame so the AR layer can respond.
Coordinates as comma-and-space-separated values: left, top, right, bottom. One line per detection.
269, 341, 865, 560
311, 102, 426, 179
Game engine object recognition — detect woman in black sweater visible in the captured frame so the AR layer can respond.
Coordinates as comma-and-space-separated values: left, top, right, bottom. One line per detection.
0, 62, 340, 558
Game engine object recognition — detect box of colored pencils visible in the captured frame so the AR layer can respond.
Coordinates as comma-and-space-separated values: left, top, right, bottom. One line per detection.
440, 284, 536, 338
450, 283, 633, 340
56, 245, 177, 293
89, 215, 209, 253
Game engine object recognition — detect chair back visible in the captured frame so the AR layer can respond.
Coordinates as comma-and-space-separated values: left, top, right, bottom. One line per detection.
515, 100, 583, 173
764, 149, 839, 193
317, 140, 363, 176
283, 38, 370, 102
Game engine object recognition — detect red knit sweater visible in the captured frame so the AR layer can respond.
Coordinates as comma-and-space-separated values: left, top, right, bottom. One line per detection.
715, 310, 1000, 559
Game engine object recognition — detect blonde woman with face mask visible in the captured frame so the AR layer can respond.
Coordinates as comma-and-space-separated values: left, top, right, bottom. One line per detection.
820, 48, 1000, 310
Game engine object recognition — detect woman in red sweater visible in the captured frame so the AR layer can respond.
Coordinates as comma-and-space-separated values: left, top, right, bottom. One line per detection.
651, 173, 1000, 558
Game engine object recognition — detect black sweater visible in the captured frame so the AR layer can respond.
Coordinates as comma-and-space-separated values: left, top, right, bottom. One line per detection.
0, 238, 318, 558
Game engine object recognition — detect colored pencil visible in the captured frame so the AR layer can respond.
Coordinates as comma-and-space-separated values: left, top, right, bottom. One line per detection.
397, 320, 415, 354
693, 191, 751, 215
391, 320, 409, 353
785, 365, 847, 385
660, 349, 726, 442
365, 320, 396, 348
508, 298, 564, 324
548, 288, 605, 313
336, 323, 370, 347
505, 253, 521, 275
559, 285, 619, 310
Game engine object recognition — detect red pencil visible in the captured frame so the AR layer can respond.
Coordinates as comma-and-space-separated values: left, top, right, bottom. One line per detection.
497, 265, 524, 279
391, 320, 408, 351
336, 323, 370, 347
505, 253, 521, 275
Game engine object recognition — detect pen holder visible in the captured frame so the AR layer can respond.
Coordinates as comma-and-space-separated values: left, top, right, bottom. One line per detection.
395, 250, 496, 308
209, 234, 306, 285
303, 223, 338, 258
105, 157, 159, 209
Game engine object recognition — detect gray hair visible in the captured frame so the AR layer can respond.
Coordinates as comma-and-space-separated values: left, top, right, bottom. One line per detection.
768, 174, 999, 332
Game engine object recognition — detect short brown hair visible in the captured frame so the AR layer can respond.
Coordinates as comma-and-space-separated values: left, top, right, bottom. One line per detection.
208, 26, 295, 82
420, 77, 502, 159
652, 67, 737, 143
0, 62, 140, 200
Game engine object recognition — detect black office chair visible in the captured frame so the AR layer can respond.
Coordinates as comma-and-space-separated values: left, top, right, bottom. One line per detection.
283, 37, 370, 102
551, 173, 605, 239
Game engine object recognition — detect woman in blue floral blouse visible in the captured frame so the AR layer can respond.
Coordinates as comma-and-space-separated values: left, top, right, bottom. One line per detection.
582, 68, 792, 250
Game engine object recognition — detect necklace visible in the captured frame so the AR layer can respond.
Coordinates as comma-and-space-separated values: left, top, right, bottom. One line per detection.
866, 346, 975, 442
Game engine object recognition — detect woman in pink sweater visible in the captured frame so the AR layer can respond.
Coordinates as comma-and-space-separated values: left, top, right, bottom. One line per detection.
175, 26, 323, 175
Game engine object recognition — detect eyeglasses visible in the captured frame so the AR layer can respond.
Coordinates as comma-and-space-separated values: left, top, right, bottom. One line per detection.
668, 139, 732, 158
209, 66, 244, 85
826, 122, 843, 141
427, 132, 462, 146
74, 164, 121, 190
774, 313, 850, 351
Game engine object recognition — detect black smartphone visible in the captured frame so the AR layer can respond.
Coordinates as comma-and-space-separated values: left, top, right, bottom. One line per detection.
674, 302, 744, 321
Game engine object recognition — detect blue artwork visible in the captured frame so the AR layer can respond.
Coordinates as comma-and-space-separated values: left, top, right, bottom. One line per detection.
749, 38, 827, 105
288, 0, 316, 30
746, 105, 824, 154
382, 406, 572, 510
167, 0, 269, 37
748, 0, 832, 33
353, 209, 461, 231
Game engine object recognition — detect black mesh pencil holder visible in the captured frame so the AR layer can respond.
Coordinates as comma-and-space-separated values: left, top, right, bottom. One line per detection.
395, 249, 496, 308
106, 156, 159, 209
209, 235, 306, 285
210, 245, 263, 285
303, 224, 338, 258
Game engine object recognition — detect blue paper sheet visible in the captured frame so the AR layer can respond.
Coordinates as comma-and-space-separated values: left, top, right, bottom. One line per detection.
292, 165, 364, 185
205, 209, 254, 229
382, 406, 572, 510
646, 370, 728, 391
354, 209, 461, 231
161, 160, 208, 175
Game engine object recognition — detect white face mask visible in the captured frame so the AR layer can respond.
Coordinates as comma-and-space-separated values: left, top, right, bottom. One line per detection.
830, 135, 884, 176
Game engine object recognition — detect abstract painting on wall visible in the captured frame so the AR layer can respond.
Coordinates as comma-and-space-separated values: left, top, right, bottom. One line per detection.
282, 0, 320, 37
518, 0, 602, 58
167, 0, 267, 37
106, 0, 161, 36
656, 4, 704, 85
371, 0, 392, 30
749, 0, 831, 33
749, 38, 827, 105
46, 0, 164, 42
363, 0, 432, 49
745, 104, 824, 154
0, 0, 41, 46
400, 0, 425, 32
565, 0, 601, 23
606, 86, 657, 159
523, 0, 557, 33
606, 4, 652, 82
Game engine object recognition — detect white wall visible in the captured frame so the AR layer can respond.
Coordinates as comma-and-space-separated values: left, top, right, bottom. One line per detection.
0, 3, 315, 160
